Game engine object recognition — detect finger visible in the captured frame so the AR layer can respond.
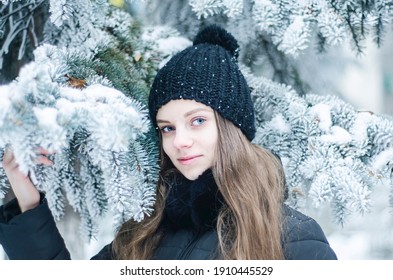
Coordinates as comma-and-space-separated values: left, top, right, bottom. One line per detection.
2, 148, 15, 166
35, 147, 55, 155
34, 155, 53, 166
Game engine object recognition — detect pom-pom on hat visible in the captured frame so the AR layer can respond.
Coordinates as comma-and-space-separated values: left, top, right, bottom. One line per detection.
148, 24, 256, 141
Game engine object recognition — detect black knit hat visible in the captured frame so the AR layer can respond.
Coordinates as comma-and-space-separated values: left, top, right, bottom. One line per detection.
148, 24, 256, 141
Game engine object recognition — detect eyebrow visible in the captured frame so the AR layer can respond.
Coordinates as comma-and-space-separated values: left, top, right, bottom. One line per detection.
156, 107, 213, 124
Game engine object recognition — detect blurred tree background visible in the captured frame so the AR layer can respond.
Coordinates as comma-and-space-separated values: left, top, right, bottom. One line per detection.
1, 0, 393, 259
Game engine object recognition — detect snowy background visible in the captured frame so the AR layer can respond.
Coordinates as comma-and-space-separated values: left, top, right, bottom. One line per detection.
2, 0, 393, 260
303, 35, 393, 260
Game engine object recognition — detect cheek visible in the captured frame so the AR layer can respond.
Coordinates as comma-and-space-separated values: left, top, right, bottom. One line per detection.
161, 139, 173, 157
208, 131, 218, 151
210, 141, 218, 159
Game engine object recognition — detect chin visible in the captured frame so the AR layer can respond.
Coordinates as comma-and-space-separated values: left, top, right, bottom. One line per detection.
180, 169, 206, 181
182, 173, 200, 181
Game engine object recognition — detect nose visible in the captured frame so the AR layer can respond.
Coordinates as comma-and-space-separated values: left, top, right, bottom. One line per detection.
173, 127, 193, 149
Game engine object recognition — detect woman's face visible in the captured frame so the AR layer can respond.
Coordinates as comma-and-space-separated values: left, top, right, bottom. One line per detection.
156, 99, 218, 180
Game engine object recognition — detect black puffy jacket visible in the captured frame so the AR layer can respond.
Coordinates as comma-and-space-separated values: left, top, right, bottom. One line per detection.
0, 196, 337, 260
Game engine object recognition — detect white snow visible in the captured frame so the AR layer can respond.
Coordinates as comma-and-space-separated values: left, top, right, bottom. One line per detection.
269, 114, 291, 133
309, 103, 332, 132
156, 36, 191, 55
0, 85, 12, 126
351, 111, 377, 141
33, 107, 59, 130
320, 125, 352, 145
372, 148, 393, 171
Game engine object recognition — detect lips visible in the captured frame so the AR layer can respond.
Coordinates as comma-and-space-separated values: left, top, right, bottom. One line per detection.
178, 155, 202, 165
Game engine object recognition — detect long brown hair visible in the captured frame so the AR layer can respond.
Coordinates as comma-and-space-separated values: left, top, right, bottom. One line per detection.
112, 112, 285, 259
213, 112, 285, 259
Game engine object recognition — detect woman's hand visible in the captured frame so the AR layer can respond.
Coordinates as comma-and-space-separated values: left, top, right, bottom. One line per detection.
2, 148, 53, 212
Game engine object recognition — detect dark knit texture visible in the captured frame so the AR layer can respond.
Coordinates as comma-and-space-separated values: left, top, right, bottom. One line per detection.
164, 169, 223, 231
148, 25, 256, 141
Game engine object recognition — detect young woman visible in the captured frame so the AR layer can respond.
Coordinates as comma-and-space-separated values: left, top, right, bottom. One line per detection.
0, 25, 337, 260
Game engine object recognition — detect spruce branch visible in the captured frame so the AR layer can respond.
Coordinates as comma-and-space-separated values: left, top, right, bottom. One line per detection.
0, 2, 184, 239
0, 45, 154, 236
243, 67, 393, 223
183, 0, 393, 57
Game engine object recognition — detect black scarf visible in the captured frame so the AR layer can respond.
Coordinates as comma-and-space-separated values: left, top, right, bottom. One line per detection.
164, 169, 224, 231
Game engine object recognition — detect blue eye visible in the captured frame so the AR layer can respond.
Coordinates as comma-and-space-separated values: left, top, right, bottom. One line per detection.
192, 118, 206, 126
160, 126, 174, 133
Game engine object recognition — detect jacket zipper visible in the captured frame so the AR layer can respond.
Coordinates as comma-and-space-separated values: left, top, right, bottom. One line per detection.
178, 231, 203, 260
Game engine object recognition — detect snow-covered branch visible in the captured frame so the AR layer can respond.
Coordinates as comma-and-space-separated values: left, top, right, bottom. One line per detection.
243, 69, 393, 224
186, 0, 393, 57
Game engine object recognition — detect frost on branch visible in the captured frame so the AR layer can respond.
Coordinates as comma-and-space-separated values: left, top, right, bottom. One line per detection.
0, 1, 193, 239
0, 44, 156, 238
186, 0, 393, 57
243, 69, 393, 225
